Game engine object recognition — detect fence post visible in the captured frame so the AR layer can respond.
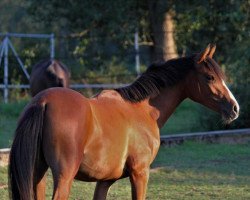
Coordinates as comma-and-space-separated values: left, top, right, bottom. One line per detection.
3, 35, 9, 103
50, 33, 55, 59
0, 42, 4, 67
8, 39, 30, 80
134, 31, 140, 75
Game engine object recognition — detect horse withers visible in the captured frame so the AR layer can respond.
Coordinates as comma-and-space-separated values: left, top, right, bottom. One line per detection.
9, 44, 239, 200
30, 59, 70, 96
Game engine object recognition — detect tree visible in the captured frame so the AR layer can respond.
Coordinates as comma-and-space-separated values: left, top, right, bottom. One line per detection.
147, 0, 178, 61
27, 0, 179, 63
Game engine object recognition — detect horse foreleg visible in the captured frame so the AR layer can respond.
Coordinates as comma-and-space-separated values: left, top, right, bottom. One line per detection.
129, 169, 149, 200
93, 180, 116, 200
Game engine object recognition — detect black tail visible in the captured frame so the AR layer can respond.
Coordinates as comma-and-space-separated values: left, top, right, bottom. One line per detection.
8, 103, 45, 200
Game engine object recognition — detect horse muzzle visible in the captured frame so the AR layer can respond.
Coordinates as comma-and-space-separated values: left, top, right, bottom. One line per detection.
221, 101, 240, 124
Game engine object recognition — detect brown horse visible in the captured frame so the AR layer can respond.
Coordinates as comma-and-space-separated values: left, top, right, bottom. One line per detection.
30, 59, 70, 96
9, 44, 239, 200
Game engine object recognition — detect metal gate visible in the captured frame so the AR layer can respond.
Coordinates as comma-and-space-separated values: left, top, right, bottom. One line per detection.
0, 32, 141, 103
0, 32, 55, 103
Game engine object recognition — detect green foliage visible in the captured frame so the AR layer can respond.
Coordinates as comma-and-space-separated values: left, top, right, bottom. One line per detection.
174, 0, 250, 128
0, 0, 249, 130
27, 0, 140, 70
0, 100, 28, 117
26, 0, 250, 130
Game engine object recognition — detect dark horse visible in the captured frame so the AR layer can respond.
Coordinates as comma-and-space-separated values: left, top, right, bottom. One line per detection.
30, 59, 70, 96
9, 44, 239, 200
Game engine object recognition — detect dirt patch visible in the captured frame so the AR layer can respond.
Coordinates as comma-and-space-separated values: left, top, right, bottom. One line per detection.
0, 149, 10, 167
0, 184, 8, 189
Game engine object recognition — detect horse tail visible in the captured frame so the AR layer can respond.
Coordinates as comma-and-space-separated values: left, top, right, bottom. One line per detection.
8, 103, 45, 200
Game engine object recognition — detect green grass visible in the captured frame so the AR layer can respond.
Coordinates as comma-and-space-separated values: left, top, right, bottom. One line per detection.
1, 141, 250, 199
160, 99, 207, 134
0, 100, 28, 148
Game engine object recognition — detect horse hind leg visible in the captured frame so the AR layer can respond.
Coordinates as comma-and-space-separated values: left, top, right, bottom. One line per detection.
93, 180, 116, 200
50, 162, 78, 200
35, 171, 47, 200
49, 158, 79, 199
34, 156, 48, 200
35, 159, 74, 200
51, 172, 74, 200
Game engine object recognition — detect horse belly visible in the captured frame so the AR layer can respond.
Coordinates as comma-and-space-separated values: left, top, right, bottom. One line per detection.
76, 152, 126, 181
75, 131, 128, 180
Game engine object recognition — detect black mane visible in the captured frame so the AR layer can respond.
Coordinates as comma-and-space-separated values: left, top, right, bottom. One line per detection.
115, 56, 195, 102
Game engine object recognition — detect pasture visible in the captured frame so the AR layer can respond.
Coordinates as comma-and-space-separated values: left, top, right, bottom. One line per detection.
1, 141, 250, 199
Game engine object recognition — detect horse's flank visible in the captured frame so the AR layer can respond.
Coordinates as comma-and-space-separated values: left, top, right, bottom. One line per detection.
39, 88, 160, 182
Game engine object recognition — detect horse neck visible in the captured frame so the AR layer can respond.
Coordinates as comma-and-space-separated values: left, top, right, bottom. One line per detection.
149, 83, 186, 128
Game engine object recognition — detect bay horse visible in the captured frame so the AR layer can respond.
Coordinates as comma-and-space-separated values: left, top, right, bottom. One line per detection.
9, 44, 239, 200
30, 59, 70, 96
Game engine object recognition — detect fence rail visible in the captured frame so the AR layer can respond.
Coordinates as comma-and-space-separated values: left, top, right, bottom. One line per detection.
0, 83, 129, 89
161, 128, 250, 146
0, 32, 53, 39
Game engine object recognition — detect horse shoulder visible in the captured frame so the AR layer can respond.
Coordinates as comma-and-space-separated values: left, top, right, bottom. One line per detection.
122, 102, 160, 172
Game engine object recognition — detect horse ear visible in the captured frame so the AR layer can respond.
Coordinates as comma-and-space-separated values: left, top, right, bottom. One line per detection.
208, 44, 216, 58
197, 44, 211, 63
47, 63, 56, 74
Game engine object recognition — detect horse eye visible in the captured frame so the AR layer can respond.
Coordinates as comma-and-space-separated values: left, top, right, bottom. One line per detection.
205, 74, 215, 82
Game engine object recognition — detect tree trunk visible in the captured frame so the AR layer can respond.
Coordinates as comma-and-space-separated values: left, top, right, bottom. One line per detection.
148, 1, 177, 62
162, 12, 178, 60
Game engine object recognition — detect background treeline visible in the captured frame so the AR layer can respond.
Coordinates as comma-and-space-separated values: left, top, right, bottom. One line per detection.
0, 0, 249, 130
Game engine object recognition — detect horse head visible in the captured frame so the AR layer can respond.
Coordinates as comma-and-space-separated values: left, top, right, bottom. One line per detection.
185, 44, 239, 123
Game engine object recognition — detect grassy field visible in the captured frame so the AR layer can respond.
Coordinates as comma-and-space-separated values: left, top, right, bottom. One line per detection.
161, 99, 204, 134
0, 99, 222, 148
1, 141, 249, 199
0, 100, 28, 148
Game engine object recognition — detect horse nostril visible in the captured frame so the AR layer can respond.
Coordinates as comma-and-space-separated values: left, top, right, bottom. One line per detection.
233, 105, 238, 114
